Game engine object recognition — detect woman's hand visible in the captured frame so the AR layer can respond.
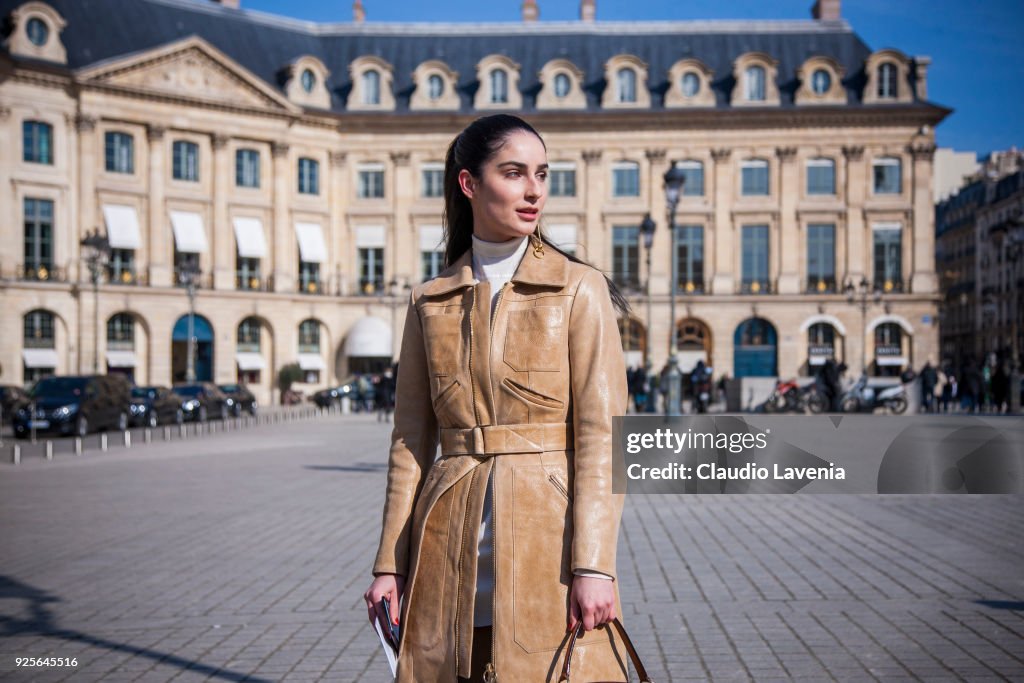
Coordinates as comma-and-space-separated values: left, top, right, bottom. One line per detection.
365, 573, 406, 629
567, 575, 616, 633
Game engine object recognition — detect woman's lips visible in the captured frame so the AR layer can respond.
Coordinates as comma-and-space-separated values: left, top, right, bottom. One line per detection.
516, 210, 538, 221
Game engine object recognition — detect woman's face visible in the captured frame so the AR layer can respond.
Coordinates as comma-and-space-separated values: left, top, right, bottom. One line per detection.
459, 130, 548, 242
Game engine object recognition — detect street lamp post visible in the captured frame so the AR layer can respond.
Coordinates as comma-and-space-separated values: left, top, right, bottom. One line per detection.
844, 276, 882, 376
639, 214, 657, 414
663, 163, 687, 415
178, 263, 202, 382
989, 217, 1024, 413
386, 277, 412, 365
79, 229, 111, 374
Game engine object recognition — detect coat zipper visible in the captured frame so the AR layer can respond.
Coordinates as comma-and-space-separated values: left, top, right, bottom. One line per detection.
455, 283, 479, 677
486, 281, 509, 680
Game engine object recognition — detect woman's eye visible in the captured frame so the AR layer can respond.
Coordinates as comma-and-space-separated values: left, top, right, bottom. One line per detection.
506, 171, 521, 178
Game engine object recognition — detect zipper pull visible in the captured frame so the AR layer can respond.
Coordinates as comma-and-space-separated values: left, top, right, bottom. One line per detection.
483, 663, 497, 683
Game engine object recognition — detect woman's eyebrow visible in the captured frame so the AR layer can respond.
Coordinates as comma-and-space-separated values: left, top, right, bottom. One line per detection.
497, 160, 550, 170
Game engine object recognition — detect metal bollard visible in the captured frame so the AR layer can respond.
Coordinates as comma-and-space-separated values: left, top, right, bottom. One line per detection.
145, 428, 152, 444
179, 423, 186, 438
12, 444, 20, 465
100, 433, 108, 452
74, 438, 82, 456
45, 441, 53, 460
124, 431, 131, 448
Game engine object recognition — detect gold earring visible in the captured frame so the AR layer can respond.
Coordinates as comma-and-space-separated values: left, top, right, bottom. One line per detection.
530, 234, 545, 258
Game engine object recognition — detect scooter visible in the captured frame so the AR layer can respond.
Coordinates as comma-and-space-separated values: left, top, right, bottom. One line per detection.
839, 374, 908, 414
764, 379, 820, 413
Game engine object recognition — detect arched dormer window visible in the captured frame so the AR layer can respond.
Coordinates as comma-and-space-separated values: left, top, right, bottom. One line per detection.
731, 53, 780, 107
877, 63, 897, 98
536, 59, 586, 110
348, 56, 395, 111
283, 56, 331, 109
665, 58, 715, 108
795, 56, 846, 105
6, 2, 67, 64
863, 49, 912, 104
474, 55, 522, 110
411, 60, 460, 111
601, 55, 650, 109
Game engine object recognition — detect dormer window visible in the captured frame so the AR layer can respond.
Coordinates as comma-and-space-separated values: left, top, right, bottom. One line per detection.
811, 69, 831, 95
7, 3, 68, 64
745, 66, 766, 101
26, 16, 48, 46
616, 68, 637, 103
362, 70, 381, 105
412, 60, 460, 111
301, 69, 315, 93
428, 74, 444, 100
285, 57, 331, 108
490, 69, 508, 104
682, 72, 700, 97
554, 73, 570, 99
878, 62, 898, 98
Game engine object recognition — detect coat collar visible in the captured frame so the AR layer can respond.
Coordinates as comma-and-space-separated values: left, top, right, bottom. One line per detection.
421, 235, 570, 297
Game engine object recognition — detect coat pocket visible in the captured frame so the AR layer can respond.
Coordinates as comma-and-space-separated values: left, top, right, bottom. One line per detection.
504, 305, 564, 372
421, 311, 463, 376
432, 377, 461, 413
501, 377, 565, 410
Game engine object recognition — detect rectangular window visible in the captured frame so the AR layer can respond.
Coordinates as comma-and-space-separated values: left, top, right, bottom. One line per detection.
873, 225, 903, 292
421, 250, 444, 281
611, 163, 640, 197
359, 247, 384, 294
873, 158, 902, 194
299, 261, 321, 294
421, 164, 443, 198
806, 224, 836, 292
549, 163, 576, 198
674, 226, 704, 293
235, 149, 260, 188
173, 249, 201, 286
806, 159, 835, 195
23, 197, 54, 279
741, 225, 770, 293
741, 160, 769, 196
358, 164, 385, 199
104, 132, 134, 174
236, 256, 261, 290
298, 157, 320, 195
676, 160, 705, 196
22, 121, 53, 164
107, 248, 136, 285
172, 140, 199, 181
612, 226, 639, 290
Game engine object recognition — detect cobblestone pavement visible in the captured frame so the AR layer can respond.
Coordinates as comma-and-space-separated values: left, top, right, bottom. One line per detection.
0, 415, 1021, 682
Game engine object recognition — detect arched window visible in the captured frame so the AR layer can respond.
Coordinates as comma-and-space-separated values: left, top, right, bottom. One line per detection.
24, 310, 55, 348
616, 67, 637, 103
807, 323, 836, 367
617, 318, 646, 353
681, 71, 700, 97
362, 69, 381, 105
106, 314, 135, 349
733, 317, 778, 377
874, 322, 905, 376
877, 62, 898, 98
745, 65, 766, 101
554, 72, 571, 99
299, 319, 320, 352
237, 317, 261, 352
811, 69, 832, 95
301, 68, 316, 93
490, 69, 508, 104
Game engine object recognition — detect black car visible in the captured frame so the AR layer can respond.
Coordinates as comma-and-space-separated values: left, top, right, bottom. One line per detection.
217, 383, 258, 416
311, 377, 361, 409
12, 374, 132, 439
172, 382, 230, 422
130, 386, 186, 427
1, 385, 29, 423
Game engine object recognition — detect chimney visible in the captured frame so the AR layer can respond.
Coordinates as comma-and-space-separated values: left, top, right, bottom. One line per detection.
353, 0, 365, 23
811, 0, 840, 20
522, 0, 539, 22
211, 0, 240, 8
580, 0, 595, 22
913, 56, 931, 100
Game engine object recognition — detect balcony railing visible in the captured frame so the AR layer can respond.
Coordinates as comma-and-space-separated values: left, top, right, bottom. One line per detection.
872, 278, 907, 294
107, 268, 147, 286
299, 279, 326, 295
236, 273, 274, 292
673, 280, 706, 294
806, 277, 837, 294
174, 268, 213, 289
740, 280, 772, 295
17, 263, 68, 282
357, 278, 387, 296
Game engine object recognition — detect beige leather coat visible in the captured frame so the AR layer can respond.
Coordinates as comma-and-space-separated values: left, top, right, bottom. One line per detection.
373, 239, 629, 682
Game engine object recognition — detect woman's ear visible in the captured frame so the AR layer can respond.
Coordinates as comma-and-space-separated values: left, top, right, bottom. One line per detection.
458, 169, 476, 200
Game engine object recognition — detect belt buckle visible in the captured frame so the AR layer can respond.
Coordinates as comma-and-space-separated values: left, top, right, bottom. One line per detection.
471, 426, 485, 455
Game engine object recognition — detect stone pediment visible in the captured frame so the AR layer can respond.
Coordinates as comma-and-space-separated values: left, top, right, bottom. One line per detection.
77, 36, 299, 114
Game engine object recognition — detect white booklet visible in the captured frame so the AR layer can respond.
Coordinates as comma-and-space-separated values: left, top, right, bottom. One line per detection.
373, 612, 398, 677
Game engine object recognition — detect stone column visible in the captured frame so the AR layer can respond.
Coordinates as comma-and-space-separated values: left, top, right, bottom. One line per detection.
710, 148, 733, 294
329, 151, 347, 295
271, 142, 292, 293
211, 134, 233, 290
581, 149, 603, 266
775, 146, 800, 294
645, 148, 669, 296
147, 125, 170, 287
0, 106, 13, 277
76, 115, 98, 371
390, 151, 412, 288
909, 142, 938, 294
842, 145, 866, 286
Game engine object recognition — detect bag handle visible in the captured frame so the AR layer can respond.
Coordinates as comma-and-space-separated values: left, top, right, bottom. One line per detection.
558, 617, 653, 683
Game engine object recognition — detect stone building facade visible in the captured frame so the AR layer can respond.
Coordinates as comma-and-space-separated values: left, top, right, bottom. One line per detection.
1, 0, 949, 405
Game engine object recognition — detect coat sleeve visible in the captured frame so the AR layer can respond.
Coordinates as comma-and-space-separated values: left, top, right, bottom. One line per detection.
372, 291, 439, 577
568, 267, 628, 579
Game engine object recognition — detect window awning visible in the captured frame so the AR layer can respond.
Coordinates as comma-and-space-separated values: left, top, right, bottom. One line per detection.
295, 222, 327, 263
232, 217, 268, 259
235, 352, 266, 371
419, 226, 443, 252
356, 225, 386, 248
297, 353, 326, 371
102, 204, 142, 250
876, 356, 908, 366
170, 211, 209, 253
105, 350, 137, 368
22, 348, 59, 369
344, 317, 391, 357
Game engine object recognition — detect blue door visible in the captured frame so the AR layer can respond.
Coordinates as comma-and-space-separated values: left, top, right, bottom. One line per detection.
733, 318, 778, 377
172, 314, 214, 382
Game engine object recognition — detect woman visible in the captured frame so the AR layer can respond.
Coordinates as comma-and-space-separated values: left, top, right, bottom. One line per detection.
364, 114, 632, 682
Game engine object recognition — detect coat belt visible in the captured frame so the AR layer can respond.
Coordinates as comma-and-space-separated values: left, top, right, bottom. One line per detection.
440, 423, 573, 457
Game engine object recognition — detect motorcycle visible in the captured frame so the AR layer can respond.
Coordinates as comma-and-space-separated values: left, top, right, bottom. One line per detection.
839, 374, 908, 414
764, 379, 825, 413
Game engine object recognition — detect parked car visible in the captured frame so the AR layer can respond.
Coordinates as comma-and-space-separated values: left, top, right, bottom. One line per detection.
217, 383, 258, 416
130, 386, 186, 427
311, 377, 361, 409
1, 385, 29, 423
172, 383, 230, 422
12, 374, 132, 439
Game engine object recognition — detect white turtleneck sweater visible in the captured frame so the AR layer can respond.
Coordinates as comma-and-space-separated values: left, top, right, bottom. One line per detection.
469, 233, 611, 629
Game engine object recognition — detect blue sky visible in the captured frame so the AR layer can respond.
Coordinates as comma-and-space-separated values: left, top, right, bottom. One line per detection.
240, 0, 1023, 158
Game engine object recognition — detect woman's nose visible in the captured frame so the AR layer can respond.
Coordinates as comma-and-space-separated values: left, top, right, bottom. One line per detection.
525, 176, 542, 200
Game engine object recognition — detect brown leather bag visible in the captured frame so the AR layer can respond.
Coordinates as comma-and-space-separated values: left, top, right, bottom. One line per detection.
559, 618, 653, 682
